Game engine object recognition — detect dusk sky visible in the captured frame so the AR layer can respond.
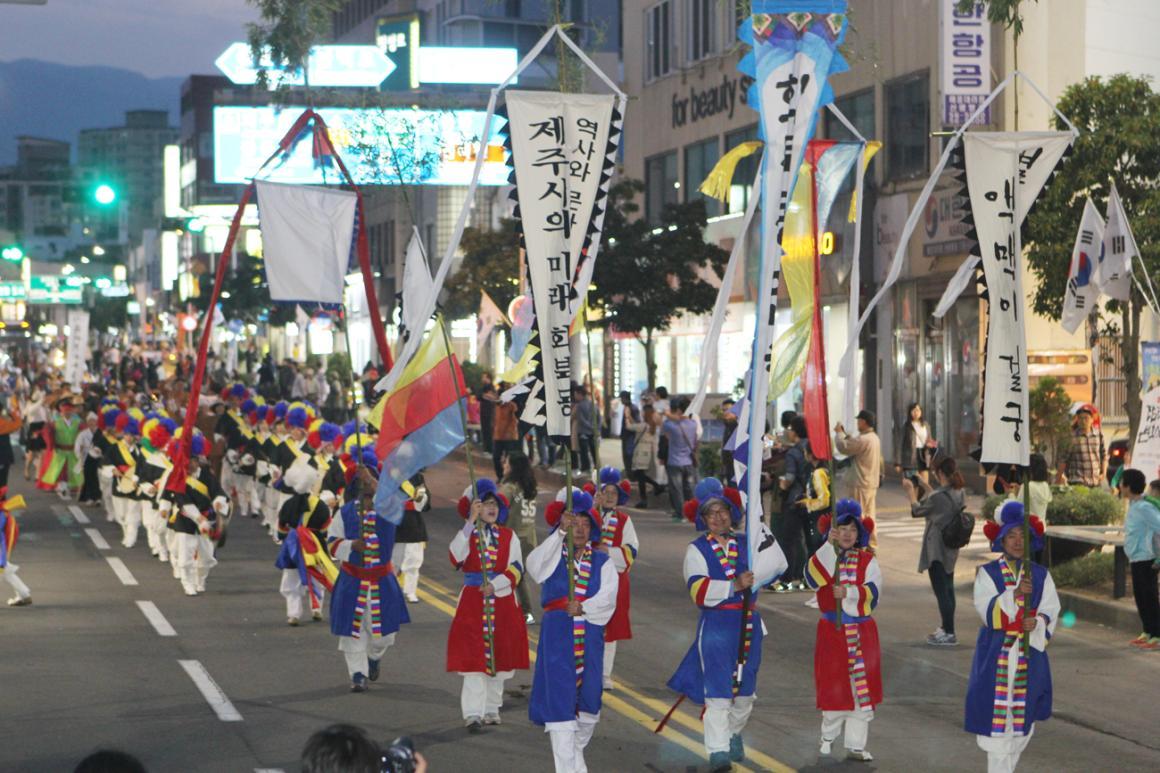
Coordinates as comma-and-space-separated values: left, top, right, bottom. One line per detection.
0, 0, 261, 78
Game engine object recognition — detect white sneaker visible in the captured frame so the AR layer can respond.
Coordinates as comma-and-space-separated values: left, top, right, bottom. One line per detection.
406, 594, 419, 603
819, 738, 833, 756
847, 749, 874, 762
483, 713, 501, 725
603, 677, 614, 690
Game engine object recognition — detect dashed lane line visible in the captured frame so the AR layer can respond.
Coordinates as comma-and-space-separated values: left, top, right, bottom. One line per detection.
136, 600, 177, 636
69, 505, 91, 524
104, 556, 139, 586
178, 659, 243, 722
84, 528, 111, 550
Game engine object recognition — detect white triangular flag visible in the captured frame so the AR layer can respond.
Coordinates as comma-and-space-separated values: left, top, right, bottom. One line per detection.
1099, 183, 1136, 301
476, 290, 507, 352
397, 228, 434, 348
1061, 198, 1105, 333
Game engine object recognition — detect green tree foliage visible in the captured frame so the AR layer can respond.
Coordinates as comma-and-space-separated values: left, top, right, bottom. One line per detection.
957, 0, 1037, 39
1023, 74, 1160, 440
588, 179, 729, 389
246, 0, 346, 90
442, 219, 521, 322
1029, 376, 1073, 469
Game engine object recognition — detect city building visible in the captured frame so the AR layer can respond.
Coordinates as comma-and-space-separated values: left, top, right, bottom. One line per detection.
77, 109, 177, 246
0, 136, 79, 260
619, 0, 1160, 471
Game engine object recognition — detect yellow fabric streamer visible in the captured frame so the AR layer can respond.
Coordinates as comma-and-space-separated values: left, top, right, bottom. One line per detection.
1, 495, 26, 512
846, 141, 882, 222
768, 162, 817, 400
698, 141, 763, 204
498, 344, 541, 384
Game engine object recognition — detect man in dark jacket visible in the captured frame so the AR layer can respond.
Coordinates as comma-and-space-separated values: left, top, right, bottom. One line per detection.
772, 416, 811, 592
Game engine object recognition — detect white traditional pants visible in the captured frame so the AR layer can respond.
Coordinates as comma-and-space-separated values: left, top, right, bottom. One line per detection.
704, 695, 755, 755
821, 708, 874, 751
166, 529, 181, 578
603, 641, 617, 682
1, 563, 31, 601
459, 671, 512, 720
338, 603, 396, 677
233, 474, 256, 517
546, 712, 599, 773
262, 486, 282, 532
175, 532, 217, 594
269, 491, 292, 536
115, 496, 140, 547
978, 727, 1033, 772
280, 568, 325, 620
98, 466, 115, 520
391, 542, 425, 598
140, 501, 168, 560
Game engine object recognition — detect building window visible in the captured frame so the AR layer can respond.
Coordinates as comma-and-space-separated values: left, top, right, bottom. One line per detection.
826, 89, 875, 143
644, 151, 678, 224
646, 1, 673, 82
885, 72, 929, 180
724, 125, 759, 215
687, 0, 717, 63
684, 137, 721, 218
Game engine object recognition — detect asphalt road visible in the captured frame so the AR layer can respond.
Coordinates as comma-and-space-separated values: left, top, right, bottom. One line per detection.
2, 459, 1159, 772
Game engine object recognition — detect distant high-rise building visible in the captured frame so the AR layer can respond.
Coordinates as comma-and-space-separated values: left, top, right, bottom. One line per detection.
78, 109, 177, 245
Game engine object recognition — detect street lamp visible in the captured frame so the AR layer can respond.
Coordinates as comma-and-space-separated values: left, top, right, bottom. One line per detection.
1, 246, 23, 262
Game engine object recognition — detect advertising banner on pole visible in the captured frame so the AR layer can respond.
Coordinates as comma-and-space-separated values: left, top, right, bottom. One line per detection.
941, 0, 991, 127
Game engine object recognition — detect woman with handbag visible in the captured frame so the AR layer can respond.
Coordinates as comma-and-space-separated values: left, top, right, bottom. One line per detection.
902, 456, 965, 647
627, 405, 664, 509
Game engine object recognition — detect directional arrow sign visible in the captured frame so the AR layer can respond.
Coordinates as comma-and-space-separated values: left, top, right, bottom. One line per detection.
215, 43, 397, 89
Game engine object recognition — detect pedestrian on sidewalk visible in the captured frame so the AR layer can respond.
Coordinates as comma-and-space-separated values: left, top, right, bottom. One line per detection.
772, 417, 811, 592
574, 385, 598, 474
448, 479, 530, 731
488, 387, 520, 480
500, 453, 539, 622
662, 397, 699, 523
896, 402, 935, 489
617, 391, 640, 474
1116, 468, 1160, 649
834, 411, 882, 527
1061, 405, 1105, 487
805, 499, 882, 763
966, 501, 1058, 773
627, 404, 663, 508
903, 455, 965, 646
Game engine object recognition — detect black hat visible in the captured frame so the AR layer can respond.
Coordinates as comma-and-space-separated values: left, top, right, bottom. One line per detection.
856, 409, 876, 428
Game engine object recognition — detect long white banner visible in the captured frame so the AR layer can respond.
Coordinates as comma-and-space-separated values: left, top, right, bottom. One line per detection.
65, 309, 89, 385
506, 90, 616, 437
963, 131, 1072, 465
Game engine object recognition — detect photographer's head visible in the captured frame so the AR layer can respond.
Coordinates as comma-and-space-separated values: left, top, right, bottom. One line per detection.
301, 724, 381, 773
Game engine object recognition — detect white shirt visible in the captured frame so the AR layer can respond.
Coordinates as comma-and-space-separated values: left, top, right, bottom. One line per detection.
525, 528, 619, 625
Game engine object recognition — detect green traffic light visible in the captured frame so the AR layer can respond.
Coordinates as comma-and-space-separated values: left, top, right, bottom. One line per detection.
1, 246, 23, 262
94, 184, 117, 206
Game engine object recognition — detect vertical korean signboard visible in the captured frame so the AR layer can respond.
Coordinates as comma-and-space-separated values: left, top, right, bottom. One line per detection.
941, 0, 991, 127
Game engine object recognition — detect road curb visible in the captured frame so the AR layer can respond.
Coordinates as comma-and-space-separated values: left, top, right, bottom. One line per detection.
1058, 588, 1140, 633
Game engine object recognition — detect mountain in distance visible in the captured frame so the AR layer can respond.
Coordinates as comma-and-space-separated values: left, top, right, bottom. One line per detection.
0, 59, 185, 165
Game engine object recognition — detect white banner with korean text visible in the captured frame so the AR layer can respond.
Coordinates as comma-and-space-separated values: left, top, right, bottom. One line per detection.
65, 309, 89, 386
1133, 386, 1160, 481
941, 0, 991, 127
963, 131, 1072, 466
506, 90, 616, 437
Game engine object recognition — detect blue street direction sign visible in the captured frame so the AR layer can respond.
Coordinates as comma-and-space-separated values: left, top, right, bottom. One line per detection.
215, 43, 397, 89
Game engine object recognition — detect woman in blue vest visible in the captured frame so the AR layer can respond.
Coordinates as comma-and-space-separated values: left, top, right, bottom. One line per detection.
526, 487, 618, 773
666, 478, 787, 773
965, 501, 1059, 773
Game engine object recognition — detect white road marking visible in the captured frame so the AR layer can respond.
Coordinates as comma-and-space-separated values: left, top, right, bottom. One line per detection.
69, 505, 91, 524
136, 600, 177, 636
85, 528, 111, 550
179, 659, 243, 722
105, 556, 139, 586
254, 769, 286, 773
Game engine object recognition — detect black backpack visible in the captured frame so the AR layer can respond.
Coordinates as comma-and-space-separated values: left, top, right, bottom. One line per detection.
941, 495, 975, 549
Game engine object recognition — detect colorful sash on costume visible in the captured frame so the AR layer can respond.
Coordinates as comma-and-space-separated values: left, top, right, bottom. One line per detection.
993, 560, 1029, 734
479, 525, 500, 676
600, 510, 618, 546
838, 551, 872, 710
709, 535, 753, 695
572, 545, 593, 688
351, 510, 383, 639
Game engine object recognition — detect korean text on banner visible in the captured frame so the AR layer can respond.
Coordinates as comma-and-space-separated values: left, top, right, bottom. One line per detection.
505, 90, 616, 438
941, 0, 991, 127
255, 180, 357, 304
734, 2, 848, 560
64, 310, 89, 385
962, 132, 1072, 466
1132, 386, 1160, 480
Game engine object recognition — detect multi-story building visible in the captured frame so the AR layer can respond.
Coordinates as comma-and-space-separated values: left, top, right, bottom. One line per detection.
0, 136, 81, 260
77, 110, 177, 246
621, 0, 1160, 469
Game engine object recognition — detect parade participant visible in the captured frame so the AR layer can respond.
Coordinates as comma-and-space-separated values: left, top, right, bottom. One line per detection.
326, 448, 410, 693
393, 473, 430, 604
260, 402, 289, 535
109, 413, 142, 548
965, 501, 1059, 773
37, 396, 83, 498
270, 404, 313, 541
448, 479, 530, 731
308, 420, 346, 508
276, 454, 334, 624
94, 406, 121, 520
22, 388, 48, 482
237, 402, 266, 519
527, 487, 618, 773
74, 412, 103, 507
667, 478, 787, 773
804, 499, 881, 762
164, 430, 228, 597
1, 492, 31, 606
213, 383, 249, 516
137, 418, 175, 561
586, 467, 638, 690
